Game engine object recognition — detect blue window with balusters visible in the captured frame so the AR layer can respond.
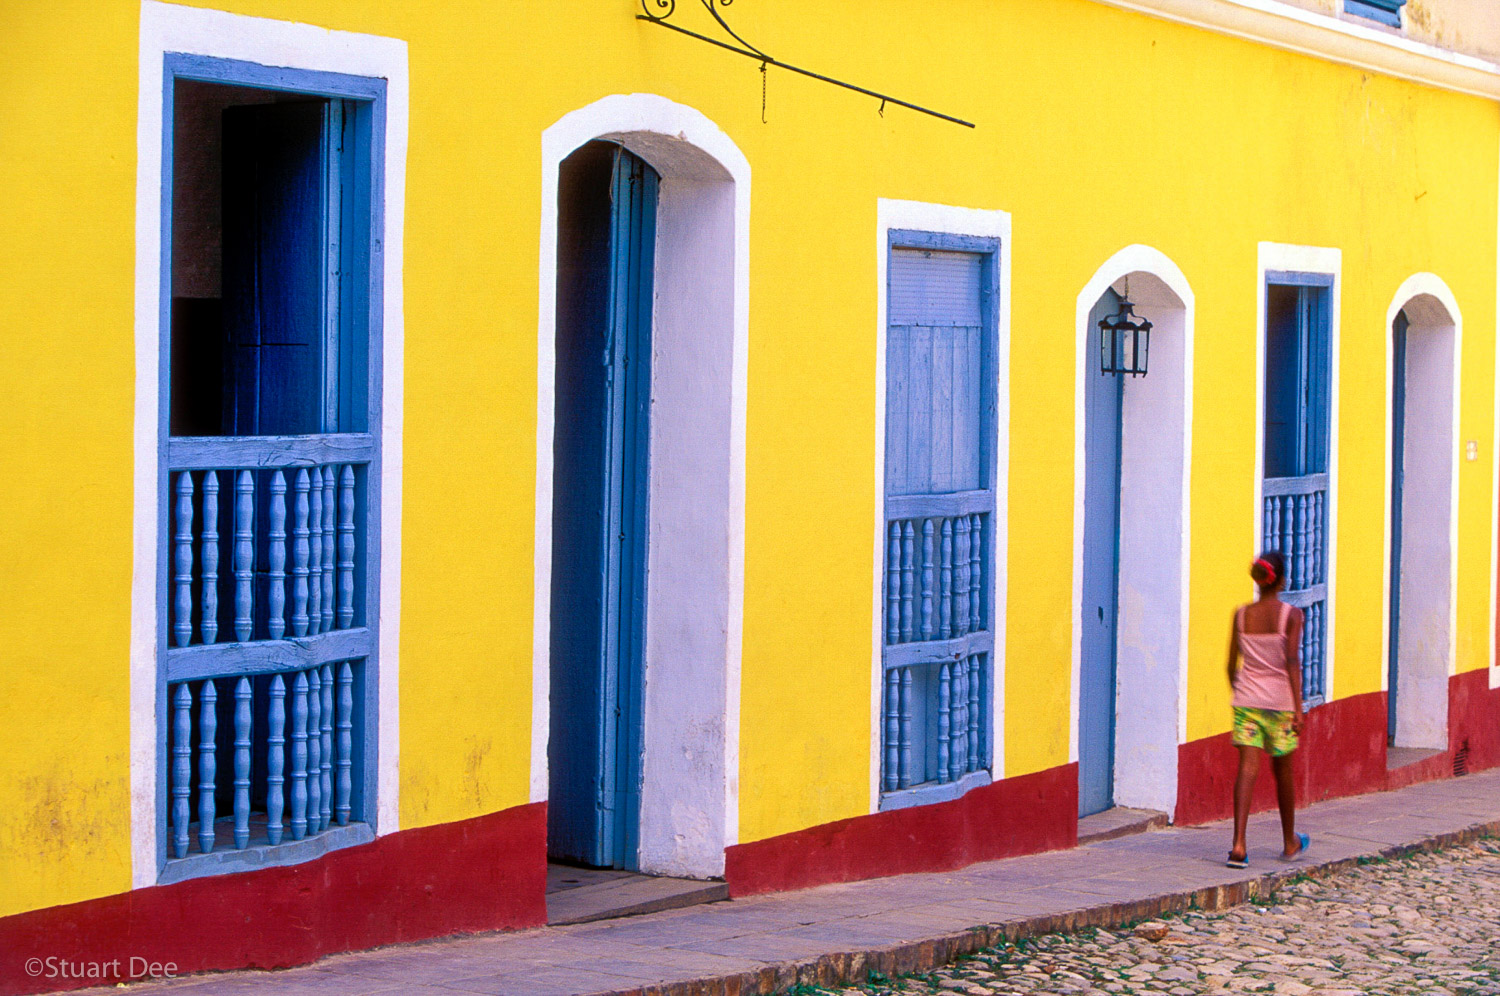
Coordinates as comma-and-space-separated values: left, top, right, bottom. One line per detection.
1345, 0, 1405, 28
158, 55, 385, 882
1263, 273, 1332, 704
880, 230, 999, 809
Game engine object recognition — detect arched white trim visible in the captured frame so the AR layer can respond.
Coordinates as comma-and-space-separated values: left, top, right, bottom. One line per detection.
1383, 273, 1461, 748
869, 199, 1013, 814
1253, 242, 1342, 699
533, 94, 749, 876
132, 1, 409, 887
1070, 245, 1194, 817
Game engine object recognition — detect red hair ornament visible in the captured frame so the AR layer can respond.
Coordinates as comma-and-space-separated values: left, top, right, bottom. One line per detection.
1254, 557, 1278, 584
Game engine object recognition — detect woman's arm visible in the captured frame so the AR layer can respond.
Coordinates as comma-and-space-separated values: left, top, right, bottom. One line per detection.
1285, 607, 1305, 732
1226, 609, 1240, 689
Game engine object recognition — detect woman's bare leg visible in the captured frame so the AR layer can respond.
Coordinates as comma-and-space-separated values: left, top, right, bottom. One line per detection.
1271, 752, 1299, 856
1230, 745, 1260, 861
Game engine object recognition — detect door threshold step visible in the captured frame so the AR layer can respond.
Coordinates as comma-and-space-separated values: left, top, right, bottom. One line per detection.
1078, 806, 1169, 845
546, 865, 728, 926
1387, 745, 1445, 771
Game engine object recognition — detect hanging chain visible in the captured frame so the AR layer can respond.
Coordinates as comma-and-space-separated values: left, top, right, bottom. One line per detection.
760, 60, 768, 123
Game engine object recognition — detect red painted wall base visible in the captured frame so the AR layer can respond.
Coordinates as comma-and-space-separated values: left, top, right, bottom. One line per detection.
0, 802, 547, 996
1449, 667, 1500, 773
1175, 669, 1500, 826
725, 764, 1077, 897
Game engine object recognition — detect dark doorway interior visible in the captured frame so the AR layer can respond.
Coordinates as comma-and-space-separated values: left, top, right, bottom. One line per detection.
547, 141, 657, 871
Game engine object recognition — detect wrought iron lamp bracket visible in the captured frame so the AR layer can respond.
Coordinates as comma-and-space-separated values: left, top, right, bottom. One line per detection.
636, 0, 974, 129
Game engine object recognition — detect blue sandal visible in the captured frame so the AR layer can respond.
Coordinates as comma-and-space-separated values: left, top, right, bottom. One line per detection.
1226, 851, 1249, 869
1277, 832, 1311, 862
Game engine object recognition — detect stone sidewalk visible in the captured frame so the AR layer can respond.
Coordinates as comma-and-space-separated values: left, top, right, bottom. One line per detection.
86, 769, 1500, 996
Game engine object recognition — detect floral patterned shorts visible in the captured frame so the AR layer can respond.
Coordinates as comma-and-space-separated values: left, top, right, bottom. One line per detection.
1232, 706, 1299, 756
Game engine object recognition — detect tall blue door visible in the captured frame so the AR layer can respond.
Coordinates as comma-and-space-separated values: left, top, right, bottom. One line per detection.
1388, 311, 1408, 740
1079, 290, 1123, 818
549, 142, 657, 869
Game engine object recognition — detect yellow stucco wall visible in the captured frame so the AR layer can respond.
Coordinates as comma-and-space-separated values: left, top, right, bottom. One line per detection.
0, 0, 1495, 919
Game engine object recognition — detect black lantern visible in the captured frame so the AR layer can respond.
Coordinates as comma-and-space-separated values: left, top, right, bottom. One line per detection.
1099, 296, 1151, 377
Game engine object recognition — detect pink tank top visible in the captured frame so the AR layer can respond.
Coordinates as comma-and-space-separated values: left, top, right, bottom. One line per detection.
1232, 601, 1296, 711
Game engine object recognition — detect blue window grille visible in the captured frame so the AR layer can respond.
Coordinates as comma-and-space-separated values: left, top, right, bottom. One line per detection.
1345, 0, 1404, 28
158, 55, 385, 883
1263, 273, 1332, 703
880, 230, 999, 809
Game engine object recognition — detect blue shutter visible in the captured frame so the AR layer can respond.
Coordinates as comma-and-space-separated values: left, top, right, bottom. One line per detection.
881, 236, 997, 805
887, 249, 985, 495
1345, 0, 1404, 27
222, 102, 332, 437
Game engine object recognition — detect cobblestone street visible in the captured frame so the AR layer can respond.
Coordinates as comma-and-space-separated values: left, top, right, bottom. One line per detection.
822, 839, 1500, 996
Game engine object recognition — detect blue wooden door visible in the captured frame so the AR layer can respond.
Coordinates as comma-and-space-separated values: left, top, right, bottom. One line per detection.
548, 143, 656, 869
1079, 290, 1122, 818
1263, 279, 1331, 700
222, 101, 334, 437
1388, 310, 1408, 740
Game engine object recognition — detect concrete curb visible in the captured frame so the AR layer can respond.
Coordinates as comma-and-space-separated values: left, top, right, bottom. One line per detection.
585, 818, 1500, 996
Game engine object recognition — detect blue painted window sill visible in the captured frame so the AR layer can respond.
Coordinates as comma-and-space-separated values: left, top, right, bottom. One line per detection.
159, 822, 374, 886
879, 770, 992, 812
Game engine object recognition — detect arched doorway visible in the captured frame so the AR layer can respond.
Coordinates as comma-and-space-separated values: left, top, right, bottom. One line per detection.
1073, 248, 1193, 820
1385, 276, 1460, 757
534, 96, 748, 887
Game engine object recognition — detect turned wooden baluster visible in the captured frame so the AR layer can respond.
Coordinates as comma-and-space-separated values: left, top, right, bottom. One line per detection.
268, 471, 287, 639
937, 663, 952, 783
233, 471, 254, 641
1314, 493, 1326, 583
319, 663, 334, 831
338, 466, 356, 628
173, 472, 194, 647
200, 471, 219, 643
954, 516, 971, 636
939, 519, 953, 639
233, 677, 252, 849
197, 679, 217, 854
308, 469, 323, 636
171, 683, 192, 858
322, 467, 336, 633
972, 657, 984, 765
920, 520, 935, 640
899, 522, 915, 642
306, 668, 322, 833
950, 659, 968, 781
898, 667, 913, 789
335, 662, 353, 825
1281, 499, 1295, 578
267, 675, 286, 845
291, 469, 311, 637
290, 672, 309, 840
883, 669, 900, 793
1264, 496, 1279, 557
969, 514, 984, 632
1296, 495, 1309, 589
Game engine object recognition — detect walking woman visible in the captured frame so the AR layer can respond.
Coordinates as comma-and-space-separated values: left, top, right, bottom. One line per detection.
1225, 551, 1310, 868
